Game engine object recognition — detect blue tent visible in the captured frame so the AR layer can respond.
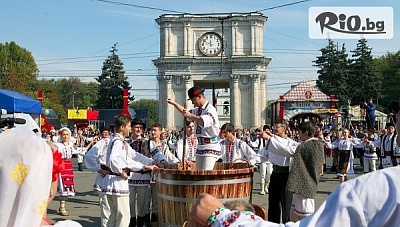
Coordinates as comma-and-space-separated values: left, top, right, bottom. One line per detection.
0, 89, 42, 114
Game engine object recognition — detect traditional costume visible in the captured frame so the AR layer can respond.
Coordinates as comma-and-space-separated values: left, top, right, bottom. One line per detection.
219, 138, 260, 165
85, 136, 111, 227
0, 128, 82, 227
325, 138, 364, 177
101, 133, 154, 227
188, 100, 221, 170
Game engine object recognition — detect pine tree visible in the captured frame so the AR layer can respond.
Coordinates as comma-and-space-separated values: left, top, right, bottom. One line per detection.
313, 39, 350, 107
348, 38, 381, 104
95, 44, 132, 109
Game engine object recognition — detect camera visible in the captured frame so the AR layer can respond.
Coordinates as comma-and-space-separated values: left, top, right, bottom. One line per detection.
387, 100, 400, 114
263, 124, 271, 131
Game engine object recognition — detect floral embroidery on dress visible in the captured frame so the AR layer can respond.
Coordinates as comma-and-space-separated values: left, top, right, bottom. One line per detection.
208, 208, 256, 227
38, 199, 48, 215
11, 161, 29, 185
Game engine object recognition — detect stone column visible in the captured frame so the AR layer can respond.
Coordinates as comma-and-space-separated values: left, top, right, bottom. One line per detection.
183, 75, 192, 108
260, 74, 267, 124
184, 22, 191, 56
165, 75, 173, 129
230, 74, 240, 128
251, 74, 260, 128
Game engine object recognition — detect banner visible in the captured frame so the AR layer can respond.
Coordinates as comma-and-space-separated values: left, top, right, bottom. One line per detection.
68, 109, 87, 120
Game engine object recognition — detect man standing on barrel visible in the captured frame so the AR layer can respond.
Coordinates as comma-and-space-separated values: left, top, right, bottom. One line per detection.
167, 86, 221, 170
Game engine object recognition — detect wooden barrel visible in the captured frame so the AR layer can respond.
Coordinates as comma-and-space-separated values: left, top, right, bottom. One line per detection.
154, 163, 255, 227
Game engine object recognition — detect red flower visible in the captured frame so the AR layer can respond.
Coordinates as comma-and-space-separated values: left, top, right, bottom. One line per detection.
223, 220, 230, 226
215, 210, 220, 215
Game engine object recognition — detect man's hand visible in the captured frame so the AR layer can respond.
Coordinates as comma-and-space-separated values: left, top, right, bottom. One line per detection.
121, 171, 128, 180
262, 130, 273, 140
144, 164, 159, 171
188, 193, 224, 226
166, 98, 175, 105
99, 169, 109, 178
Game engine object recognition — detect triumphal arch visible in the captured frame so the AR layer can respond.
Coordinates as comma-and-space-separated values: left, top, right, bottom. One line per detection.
153, 12, 271, 129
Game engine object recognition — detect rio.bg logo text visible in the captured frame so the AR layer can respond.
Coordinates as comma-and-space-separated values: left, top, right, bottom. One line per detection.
309, 7, 393, 39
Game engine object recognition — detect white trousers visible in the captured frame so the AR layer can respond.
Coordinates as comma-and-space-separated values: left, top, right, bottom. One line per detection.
129, 185, 151, 217
363, 157, 377, 173
106, 195, 130, 227
99, 192, 111, 227
259, 161, 273, 186
195, 156, 218, 170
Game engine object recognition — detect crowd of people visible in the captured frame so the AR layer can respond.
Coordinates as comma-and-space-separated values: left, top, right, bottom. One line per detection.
1, 86, 399, 227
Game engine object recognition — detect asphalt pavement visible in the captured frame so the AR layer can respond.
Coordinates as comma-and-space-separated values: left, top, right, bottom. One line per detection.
47, 157, 364, 226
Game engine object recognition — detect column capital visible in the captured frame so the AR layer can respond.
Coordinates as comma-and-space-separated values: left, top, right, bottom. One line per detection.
183, 74, 191, 83
251, 74, 260, 82
230, 74, 240, 82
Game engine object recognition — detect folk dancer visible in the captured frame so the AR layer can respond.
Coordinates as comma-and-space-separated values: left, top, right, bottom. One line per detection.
55, 127, 92, 216
127, 117, 151, 227
250, 124, 273, 195
140, 123, 179, 226
75, 128, 94, 171
325, 128, 365, 183
372, 122, 399, 168
167, 86, 222, 170
262, 119, 298, 223
85, 127, 112, 227
101, 114, 158, 227
219, 123, 260, 166
361, 131, 378, 173
168, 120, 198, 167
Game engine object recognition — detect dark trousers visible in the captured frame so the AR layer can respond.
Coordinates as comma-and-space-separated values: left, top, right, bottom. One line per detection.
268, 171, 292, 223
366, 117, 375, 131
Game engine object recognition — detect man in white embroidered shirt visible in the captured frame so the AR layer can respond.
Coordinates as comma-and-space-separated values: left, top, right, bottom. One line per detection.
167, 86, 222, 170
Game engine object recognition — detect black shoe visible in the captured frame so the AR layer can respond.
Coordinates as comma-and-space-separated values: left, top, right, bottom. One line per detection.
129, 217, 137, 227
144, 213, 151, 227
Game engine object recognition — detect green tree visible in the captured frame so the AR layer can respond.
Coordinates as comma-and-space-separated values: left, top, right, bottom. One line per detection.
0, 41, 38, 93
130, 99, 158, 126
374, 50, 400, 111
314, 39, 350, 107
95, 44, 132, 109
348, 38, 381, 103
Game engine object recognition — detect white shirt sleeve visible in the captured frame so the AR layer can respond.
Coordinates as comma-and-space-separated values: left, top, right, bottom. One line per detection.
267, 136, 298, 157
84, 144, 100, 172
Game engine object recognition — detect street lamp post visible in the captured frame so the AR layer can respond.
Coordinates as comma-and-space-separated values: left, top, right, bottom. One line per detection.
72, 92, 76, 109
110, 96, 115, 109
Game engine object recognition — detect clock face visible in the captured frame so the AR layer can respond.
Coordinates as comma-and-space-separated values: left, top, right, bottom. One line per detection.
198, 32, 222, 56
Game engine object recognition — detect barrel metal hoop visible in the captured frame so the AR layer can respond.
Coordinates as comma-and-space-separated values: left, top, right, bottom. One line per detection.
155, 177, 251, 186
157, 193, 250, 203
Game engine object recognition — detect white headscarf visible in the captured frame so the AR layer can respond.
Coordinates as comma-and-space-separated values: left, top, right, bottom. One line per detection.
0, 128, 52, 227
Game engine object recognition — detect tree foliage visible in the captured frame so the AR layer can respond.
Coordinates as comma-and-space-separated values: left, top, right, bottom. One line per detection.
349, 38, 381, 103
0, 41, 38, 93
313, 39, 350, 107
374, 50, 400, 111
130, 99, 158, 126
95, 44, 132, 109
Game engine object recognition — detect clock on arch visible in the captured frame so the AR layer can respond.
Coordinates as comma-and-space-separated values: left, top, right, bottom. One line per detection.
198, 32, 222, 56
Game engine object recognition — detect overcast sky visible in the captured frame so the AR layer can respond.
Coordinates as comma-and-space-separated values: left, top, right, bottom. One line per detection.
1, 0, 399, 101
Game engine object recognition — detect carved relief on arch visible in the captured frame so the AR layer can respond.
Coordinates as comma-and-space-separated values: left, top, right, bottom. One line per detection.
174, 75, 183, 86
240, 75, 250, 86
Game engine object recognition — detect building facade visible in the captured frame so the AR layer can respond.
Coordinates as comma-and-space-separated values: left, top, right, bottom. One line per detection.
153, 12, 271, 129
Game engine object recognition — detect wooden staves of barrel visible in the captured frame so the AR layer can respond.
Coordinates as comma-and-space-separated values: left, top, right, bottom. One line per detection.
154, 163, 255, 227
